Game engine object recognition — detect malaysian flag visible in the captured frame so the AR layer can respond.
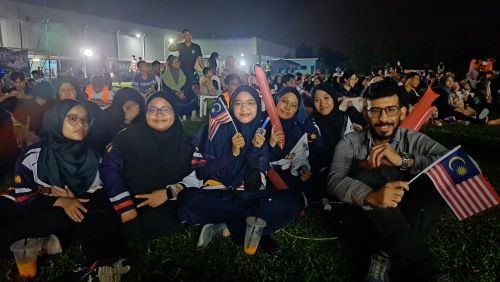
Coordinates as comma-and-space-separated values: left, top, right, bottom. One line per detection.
208, 97, 233, 141
421, 146, 499, 220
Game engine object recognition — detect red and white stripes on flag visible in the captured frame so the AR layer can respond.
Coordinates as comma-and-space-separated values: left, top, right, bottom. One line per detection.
426, 163, 498, 220
412, 145, 500, 220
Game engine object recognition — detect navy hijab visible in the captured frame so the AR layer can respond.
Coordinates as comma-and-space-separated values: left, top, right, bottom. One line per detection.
267, 87, 305, 159
37, 99, 99, 196
201, 85, 268, 187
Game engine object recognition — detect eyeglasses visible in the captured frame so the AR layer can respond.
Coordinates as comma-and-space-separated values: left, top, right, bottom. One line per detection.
366, 106, 400, 118
233, 100, 257, 109
146, 106, 174, 115
278, 98, 298, 109
65, 114, 93, 127
172, 60, 180, 64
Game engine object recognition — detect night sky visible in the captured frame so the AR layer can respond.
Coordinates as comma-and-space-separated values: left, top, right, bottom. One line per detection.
19, 0, 500, 54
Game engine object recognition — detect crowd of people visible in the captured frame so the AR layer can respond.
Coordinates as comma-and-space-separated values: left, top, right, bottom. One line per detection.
0, 27, 498, 281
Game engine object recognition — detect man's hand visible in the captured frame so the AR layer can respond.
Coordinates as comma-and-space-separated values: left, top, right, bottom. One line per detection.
368, 143, 402, 168
252, 128, 266, 148
231, 132, 245, 156
54, 197, 89, 222
364, 181, 409, 208
135, 189, 168, 208
299, 169, 312, 182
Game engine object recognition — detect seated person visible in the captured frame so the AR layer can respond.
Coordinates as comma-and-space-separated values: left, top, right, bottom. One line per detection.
264, 87, 311, 192
0, 100, 124, 273
101, 88, 144, 146
199, 67, 218, 96
304, 83, 348, 202
328, 80, 449, 281
177, 85, 304, 250
162, 56, 199, 121
85, 75, 115, 107
100, 91, 200, 243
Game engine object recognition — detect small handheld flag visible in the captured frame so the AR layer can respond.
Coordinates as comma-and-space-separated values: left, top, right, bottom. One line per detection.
410, 146, 499, 220
208, 97, 236, 141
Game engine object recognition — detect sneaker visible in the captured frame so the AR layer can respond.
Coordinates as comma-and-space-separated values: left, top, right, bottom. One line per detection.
367, 254, 391, 282
478, 108, 490, 120
196, 223, 228, 249
37, 234, 62, 255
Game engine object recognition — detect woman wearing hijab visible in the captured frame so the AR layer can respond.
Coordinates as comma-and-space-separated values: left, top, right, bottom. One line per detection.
101, 87, 144, 145
54, 76, 107, 153
264, 87, 311, 191
304, 83, 348, 200
177, 85, 304, 250
100, 91, 199, 243
0, 100, 123, 267
161, 56, 199, 121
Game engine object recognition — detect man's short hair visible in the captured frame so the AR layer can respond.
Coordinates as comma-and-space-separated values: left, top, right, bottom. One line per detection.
152, 60, 161, 67
31, 70, 40, 76
363, 78, 403, 108
10, 71, 25, 81
181, 29, 191, 34
203, 67, 212, 76
406, 72, 420, 80
137, 61, 147, 68
224, 73, 241, 85
281, 73, 295, 85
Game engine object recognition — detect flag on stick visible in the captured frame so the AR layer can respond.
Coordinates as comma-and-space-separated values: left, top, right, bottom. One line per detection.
410, 146, 499, 220
208, 97, 236, 141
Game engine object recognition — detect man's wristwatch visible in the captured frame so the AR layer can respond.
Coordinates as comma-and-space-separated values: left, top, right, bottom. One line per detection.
400, 152, 413, 171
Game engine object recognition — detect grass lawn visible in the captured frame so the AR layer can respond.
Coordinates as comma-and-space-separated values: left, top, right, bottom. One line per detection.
1, 121, 498, 281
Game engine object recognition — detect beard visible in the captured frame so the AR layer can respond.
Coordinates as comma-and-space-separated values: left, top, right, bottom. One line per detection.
369, 120, 401, 142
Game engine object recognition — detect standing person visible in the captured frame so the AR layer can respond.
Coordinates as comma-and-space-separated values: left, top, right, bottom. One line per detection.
0, 100, 124, 274
328, 81, 449, 281
85, 76, 115, 107
9, 72, 31, 99
177, 85, 304, 250
220, 56, 241, 90
100, 91, 199, 242
129, 55, 138, 74
168, 29, 204, 89
132, 61, 157, 99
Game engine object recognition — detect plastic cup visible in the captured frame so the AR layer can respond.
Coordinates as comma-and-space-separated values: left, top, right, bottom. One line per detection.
243, 216, 267, 255
10, 238, 40, 280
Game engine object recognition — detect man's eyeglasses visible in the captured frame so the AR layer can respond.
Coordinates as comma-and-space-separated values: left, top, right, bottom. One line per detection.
278, 98, 298, 109
146, 106, 174, 115
66, 114, 93, 127
233, 100, 257, 109
366, 106, 400, 118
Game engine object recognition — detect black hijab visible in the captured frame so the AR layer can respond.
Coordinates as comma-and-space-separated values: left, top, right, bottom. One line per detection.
311, 83, 346, 156
103, 87, 145, 141
37, 99, 99, 196
114, 91, 193, 195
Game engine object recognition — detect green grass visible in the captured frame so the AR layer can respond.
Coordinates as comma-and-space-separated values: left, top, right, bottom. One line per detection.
1, 122, 499, 281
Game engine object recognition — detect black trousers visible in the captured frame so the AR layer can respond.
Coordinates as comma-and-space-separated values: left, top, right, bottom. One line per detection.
0, 190, 123, 264
331, 169, 446, 281
121, 201, 185, 243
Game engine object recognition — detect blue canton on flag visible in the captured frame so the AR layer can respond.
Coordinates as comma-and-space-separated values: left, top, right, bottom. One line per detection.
208, 97, 232, 141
